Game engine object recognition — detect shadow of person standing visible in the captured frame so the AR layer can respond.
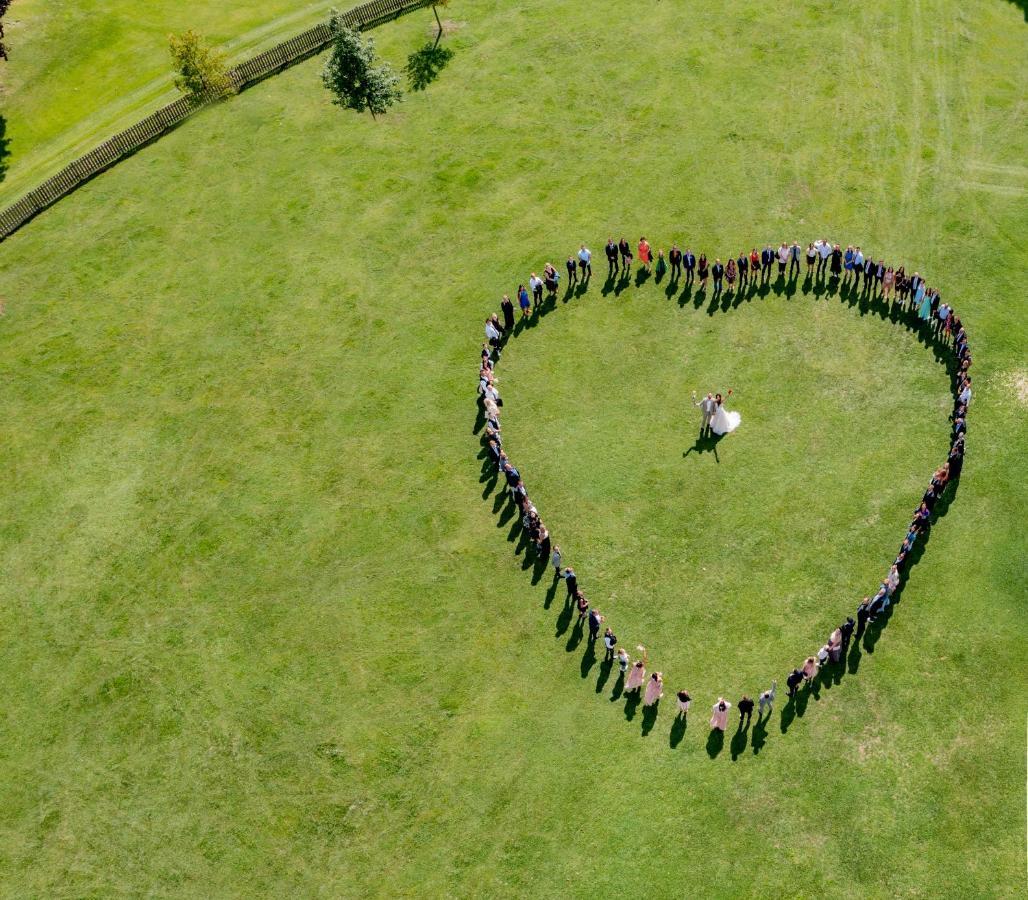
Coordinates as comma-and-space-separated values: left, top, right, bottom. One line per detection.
669, 714, 687, 749
706, 729, 725, 759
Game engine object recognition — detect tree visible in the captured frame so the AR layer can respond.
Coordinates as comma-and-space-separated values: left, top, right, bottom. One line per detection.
168, 30, 234, 102
321, 12, 402, 119
0, 0, 13, 61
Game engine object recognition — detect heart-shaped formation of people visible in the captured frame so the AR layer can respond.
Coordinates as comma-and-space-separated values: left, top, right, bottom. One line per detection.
476, 238, 971, 750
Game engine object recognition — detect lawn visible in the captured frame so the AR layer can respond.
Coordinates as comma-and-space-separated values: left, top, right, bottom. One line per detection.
0, 0, 1025, 896
0, 0, 333, 204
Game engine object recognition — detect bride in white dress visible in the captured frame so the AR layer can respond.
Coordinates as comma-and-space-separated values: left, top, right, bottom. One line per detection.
710, 390, 741, 435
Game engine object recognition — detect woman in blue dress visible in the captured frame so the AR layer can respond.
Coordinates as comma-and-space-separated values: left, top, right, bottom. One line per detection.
843, 246, 855, 285
916, 281, 931, 320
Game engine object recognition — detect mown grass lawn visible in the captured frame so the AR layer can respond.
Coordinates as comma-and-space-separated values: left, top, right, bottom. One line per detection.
0, 0, 333, 204
0, 0, 1025, 896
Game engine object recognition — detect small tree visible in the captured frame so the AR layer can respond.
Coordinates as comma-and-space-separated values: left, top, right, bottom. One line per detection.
169, 30, 234, 102
321, 12, 402, 119
0, 0, 12, 61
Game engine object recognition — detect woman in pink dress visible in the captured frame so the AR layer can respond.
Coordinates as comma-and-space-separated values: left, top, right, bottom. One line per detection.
643, 672, 664, 707
624, 646, 647, 694
801, 656, 818, 685
709, 697, 731, 731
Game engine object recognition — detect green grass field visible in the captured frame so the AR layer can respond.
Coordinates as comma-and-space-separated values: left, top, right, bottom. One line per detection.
0, 0, 334, 204
1, 0, 1026, 895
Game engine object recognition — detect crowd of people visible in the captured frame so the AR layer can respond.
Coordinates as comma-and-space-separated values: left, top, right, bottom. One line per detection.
478, 234, 970, 739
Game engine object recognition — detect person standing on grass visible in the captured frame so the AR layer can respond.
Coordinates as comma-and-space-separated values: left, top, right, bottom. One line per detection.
485, 316, 503, 352
710, 697, 731, 731
550, 544, 562, 576
543, 263, 559, 298
806, 242, 817, 274
588, 608, 604, 642
676, 690, 692, 716
566, 255, 577, 287
737, 251, 749, 290
518, 283, 531, 317
578, 244, 592, 280
605, 237, 619, 277
786, 667, 803, 698
758, 681, 776, 717
856, 597, 871, 636
737, 695, 754, 726
603, 627, 618, 662
711, 258, 725, 298
638, 237, 652, 273
617, 646, 631, 676
500, 294, 515, 332
563, 566, 578, 600
697, 253, 710, 291
625, 649, 647, 694
644, 672, 664, 707
801, 656, 818, 685
789, 241, 801, 278
830, 243, 842, 279
882, 266, 895, 301
820, 239, 834, 277
669, 244, 683, 280
843, 246, 854, 284
655, 249, 667, 280
619, 236, 633, 273
725, 257, 736, 293
749, 247, 760, 284
683, 248, 696, 285
575, 590, 589, 623
761, 244, 774, 282
840, 616, 855, 656
530, 272, 544, 309
852, 247, 864, 288
777, 242, 789, 278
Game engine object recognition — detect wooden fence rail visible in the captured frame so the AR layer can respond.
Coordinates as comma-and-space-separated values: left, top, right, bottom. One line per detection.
0, 0, 433, 242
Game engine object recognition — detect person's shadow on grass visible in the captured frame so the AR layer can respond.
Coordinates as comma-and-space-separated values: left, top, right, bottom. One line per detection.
706, 729, 725, 759
595, 658, 613, 694
669, 713, 687, 748
580, 638, 597, 678
730, 720, 750, 760
609, 670, 625, 702
624, 689, 641, 722
641, 700, 659, 736
750, 714, 769, 755
683, 431, 723, 463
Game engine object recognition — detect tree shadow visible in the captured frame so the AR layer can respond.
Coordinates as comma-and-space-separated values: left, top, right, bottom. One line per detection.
705, 729, 725, 759
669, 713, 687, 748
405, 43, 455, 92
0, 117, 9, 184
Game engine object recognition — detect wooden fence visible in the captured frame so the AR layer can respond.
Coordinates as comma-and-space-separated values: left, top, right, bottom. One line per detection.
0, 0, 433, 242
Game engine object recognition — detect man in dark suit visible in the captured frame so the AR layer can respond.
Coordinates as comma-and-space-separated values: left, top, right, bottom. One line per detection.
563, 567, 578, 600
786, 668, 803, 698
604, 238, 618, 277
760, 245, 774, 283
683, 248, 696, 285
668, 244, 682, 280
840, 617, 855, 656
737, 696, 755, 726
711, 259, 725, 298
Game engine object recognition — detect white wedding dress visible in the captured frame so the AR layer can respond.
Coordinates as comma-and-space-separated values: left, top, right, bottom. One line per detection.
710, 402, 741, 435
